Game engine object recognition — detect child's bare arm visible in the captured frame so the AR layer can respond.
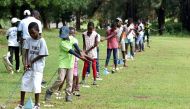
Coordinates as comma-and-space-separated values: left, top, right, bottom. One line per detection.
68, 49, 89, 62
82, 34, 86, 51
23, 49, 29, 70
73, 43, 82, 55
30, 55, 48, 65
102, 31, 117, 41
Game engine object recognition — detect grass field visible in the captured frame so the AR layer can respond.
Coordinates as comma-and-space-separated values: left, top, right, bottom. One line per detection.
0, 29, 190, 109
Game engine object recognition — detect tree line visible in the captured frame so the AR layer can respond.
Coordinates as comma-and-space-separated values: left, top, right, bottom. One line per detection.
0, 0, 189, 34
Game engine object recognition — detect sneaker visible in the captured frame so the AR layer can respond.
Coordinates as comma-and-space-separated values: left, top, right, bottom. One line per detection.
111, 68, 115, 73
65, 95, 72, 102
15, 104, 24, 109
73, 91, 80, 96
44, 89, 53, 101
92, 81, 97, 85
41, 80, 47, 84
33, 105, 40, 109
115, 68, 119, 71
103, 68, 110, 75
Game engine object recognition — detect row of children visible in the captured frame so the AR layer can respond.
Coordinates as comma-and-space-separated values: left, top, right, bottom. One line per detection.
101, 17, 150, 74
5, 9, 150, 109
43, 18, 151, 107
11, 10, 102, 108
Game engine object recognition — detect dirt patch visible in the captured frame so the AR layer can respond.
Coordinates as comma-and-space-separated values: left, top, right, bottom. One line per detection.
133, 95, 151, 100
0, 29, 6, 35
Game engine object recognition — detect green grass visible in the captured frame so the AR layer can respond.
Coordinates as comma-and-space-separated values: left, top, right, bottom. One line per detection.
0, 30, 190, 109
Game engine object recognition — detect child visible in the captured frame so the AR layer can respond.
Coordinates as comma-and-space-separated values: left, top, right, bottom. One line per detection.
144, 19, 150, 48
136, 19, 145, 52
45, 26, 86, 102
101, 22, 118, 74
15, 22, 48, 109
116, 18, 126, 66
72, 57, 80, 96
70, 27, 80, 96
124, 18, 135, 60
86, 32, 102, 80
81, 22, 99, 85
6, 18, 20, 73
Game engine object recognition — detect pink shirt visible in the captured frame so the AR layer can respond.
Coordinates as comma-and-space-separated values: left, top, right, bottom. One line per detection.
107, 29, 118, 49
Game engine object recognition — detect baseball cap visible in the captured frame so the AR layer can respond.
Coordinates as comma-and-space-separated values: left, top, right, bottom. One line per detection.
24, 10, 31, 16
11, 18, 20, 24
124, 19, 128, 24
116, 17, 122, 22
59, 26, 70, 39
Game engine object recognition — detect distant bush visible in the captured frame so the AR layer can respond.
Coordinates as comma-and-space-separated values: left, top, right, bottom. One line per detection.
0, 19, 11, 29
150, 19, 189, 36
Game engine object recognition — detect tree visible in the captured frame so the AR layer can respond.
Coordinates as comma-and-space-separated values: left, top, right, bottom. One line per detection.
180, 0, 190, 31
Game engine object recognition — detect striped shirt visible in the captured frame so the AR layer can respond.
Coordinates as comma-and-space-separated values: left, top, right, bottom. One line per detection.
83, 31, 98, 59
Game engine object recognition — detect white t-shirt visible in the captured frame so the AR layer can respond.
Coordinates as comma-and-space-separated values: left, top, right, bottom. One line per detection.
127, 23, 135, 40
116, 25, 124, 41
23, 37, 48, 73
138, 23, 144, 36
83, 31, 98, 59
6, 27, 19, 46
18, 17, 42, 39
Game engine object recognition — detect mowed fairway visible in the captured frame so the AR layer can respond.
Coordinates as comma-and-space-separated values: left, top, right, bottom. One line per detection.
0, 30, 190, 109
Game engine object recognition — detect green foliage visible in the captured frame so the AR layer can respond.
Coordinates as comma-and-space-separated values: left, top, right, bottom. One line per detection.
165, 21, 182, 34
0, 0, 11, 6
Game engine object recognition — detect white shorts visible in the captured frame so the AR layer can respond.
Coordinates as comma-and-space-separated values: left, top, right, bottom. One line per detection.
120, 42, 126, 51
21, 70, 43, 93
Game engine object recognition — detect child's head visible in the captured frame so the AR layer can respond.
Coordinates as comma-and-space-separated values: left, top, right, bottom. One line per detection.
127, 18, 133, 26
69, 27, 76, 37
28, 22, 40, 39
116, 17, 122, 27
32, 10, 41, 20
111, 22, 117, 30
87, 22, 94, 33
59, 26, 70, 39
11, 18, 20, 27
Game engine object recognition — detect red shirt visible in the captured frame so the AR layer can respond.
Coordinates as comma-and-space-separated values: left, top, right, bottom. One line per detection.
107, 29, 118, 49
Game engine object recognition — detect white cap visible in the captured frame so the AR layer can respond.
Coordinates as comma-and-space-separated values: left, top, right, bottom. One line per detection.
116, 17, 122, 22
24, 10, 31, 16
124, 19, 128, 24
11, 18, 20, 24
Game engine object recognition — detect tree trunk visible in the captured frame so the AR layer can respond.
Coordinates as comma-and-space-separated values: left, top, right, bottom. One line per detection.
76, 10, 81, 30
124, 0, 137, 21
181, 0, 190, 31
156, 6, 165, 35
40, 9, 50, 29
61, 14, 66, 26
10, 3, 17, 17
56, 20, 59, 28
